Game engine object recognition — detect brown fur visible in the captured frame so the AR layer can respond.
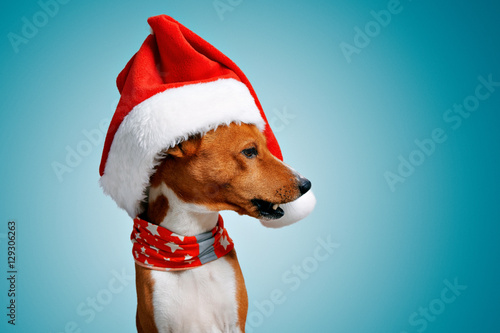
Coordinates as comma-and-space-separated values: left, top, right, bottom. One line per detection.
135, 264, 159, 333
149, 123, 302, 220
225, 249, 249, 330
146, 195, 169, 226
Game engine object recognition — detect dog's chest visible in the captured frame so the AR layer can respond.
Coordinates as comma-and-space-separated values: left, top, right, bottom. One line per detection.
151, 256, 241, 333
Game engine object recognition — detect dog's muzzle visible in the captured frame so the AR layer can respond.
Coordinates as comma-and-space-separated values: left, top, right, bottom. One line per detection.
252, 175, 312, 220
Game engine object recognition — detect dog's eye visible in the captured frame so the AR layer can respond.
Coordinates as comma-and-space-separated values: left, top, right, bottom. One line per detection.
241, 147, 258, 159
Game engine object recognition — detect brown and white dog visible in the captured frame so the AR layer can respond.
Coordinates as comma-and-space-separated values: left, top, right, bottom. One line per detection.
135, 123, 311, 332
99, 14, 316, 333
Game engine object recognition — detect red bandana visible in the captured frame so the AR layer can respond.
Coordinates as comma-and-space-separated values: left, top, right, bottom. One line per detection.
131, 215, 234, 271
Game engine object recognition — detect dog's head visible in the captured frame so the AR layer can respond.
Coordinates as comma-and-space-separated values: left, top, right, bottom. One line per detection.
149, 123, 311, 221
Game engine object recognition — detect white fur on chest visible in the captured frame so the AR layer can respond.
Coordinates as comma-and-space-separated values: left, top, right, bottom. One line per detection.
151, 256, 241, 333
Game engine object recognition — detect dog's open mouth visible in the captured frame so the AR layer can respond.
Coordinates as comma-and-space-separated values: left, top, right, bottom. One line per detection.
251, 199, 285, 219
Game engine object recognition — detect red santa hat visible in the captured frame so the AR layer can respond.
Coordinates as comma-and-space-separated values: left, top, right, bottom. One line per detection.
99, 15, 315, 227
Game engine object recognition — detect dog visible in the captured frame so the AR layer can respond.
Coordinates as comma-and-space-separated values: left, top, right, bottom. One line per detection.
134, 122, 312, 332
98, 14, 316, 333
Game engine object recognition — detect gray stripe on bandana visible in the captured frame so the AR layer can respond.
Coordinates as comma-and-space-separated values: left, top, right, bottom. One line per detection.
196, 230, 217, 265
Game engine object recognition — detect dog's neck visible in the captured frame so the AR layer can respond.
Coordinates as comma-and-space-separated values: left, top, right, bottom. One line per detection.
148, 182, 219, 236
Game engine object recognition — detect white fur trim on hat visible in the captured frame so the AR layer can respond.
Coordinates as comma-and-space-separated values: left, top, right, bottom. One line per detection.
260, 190, 316, 228
100, 78, 265, 218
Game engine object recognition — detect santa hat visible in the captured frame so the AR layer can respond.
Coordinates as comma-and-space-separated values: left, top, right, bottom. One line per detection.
99, 15, 315, 228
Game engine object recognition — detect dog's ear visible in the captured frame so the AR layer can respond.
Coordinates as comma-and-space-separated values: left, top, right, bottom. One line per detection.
166, 136, 201, 158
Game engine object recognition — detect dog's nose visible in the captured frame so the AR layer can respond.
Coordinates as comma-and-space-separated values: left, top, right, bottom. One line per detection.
298, 177, 311, 195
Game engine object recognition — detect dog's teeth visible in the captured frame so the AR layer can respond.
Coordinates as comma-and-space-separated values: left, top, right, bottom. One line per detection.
272, 204, 279, 210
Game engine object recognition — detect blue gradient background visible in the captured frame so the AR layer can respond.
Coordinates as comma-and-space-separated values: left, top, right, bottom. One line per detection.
1, 0, 499, 332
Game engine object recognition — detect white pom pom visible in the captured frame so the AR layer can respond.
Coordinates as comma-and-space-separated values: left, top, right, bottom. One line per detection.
260, 190, 316, 228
